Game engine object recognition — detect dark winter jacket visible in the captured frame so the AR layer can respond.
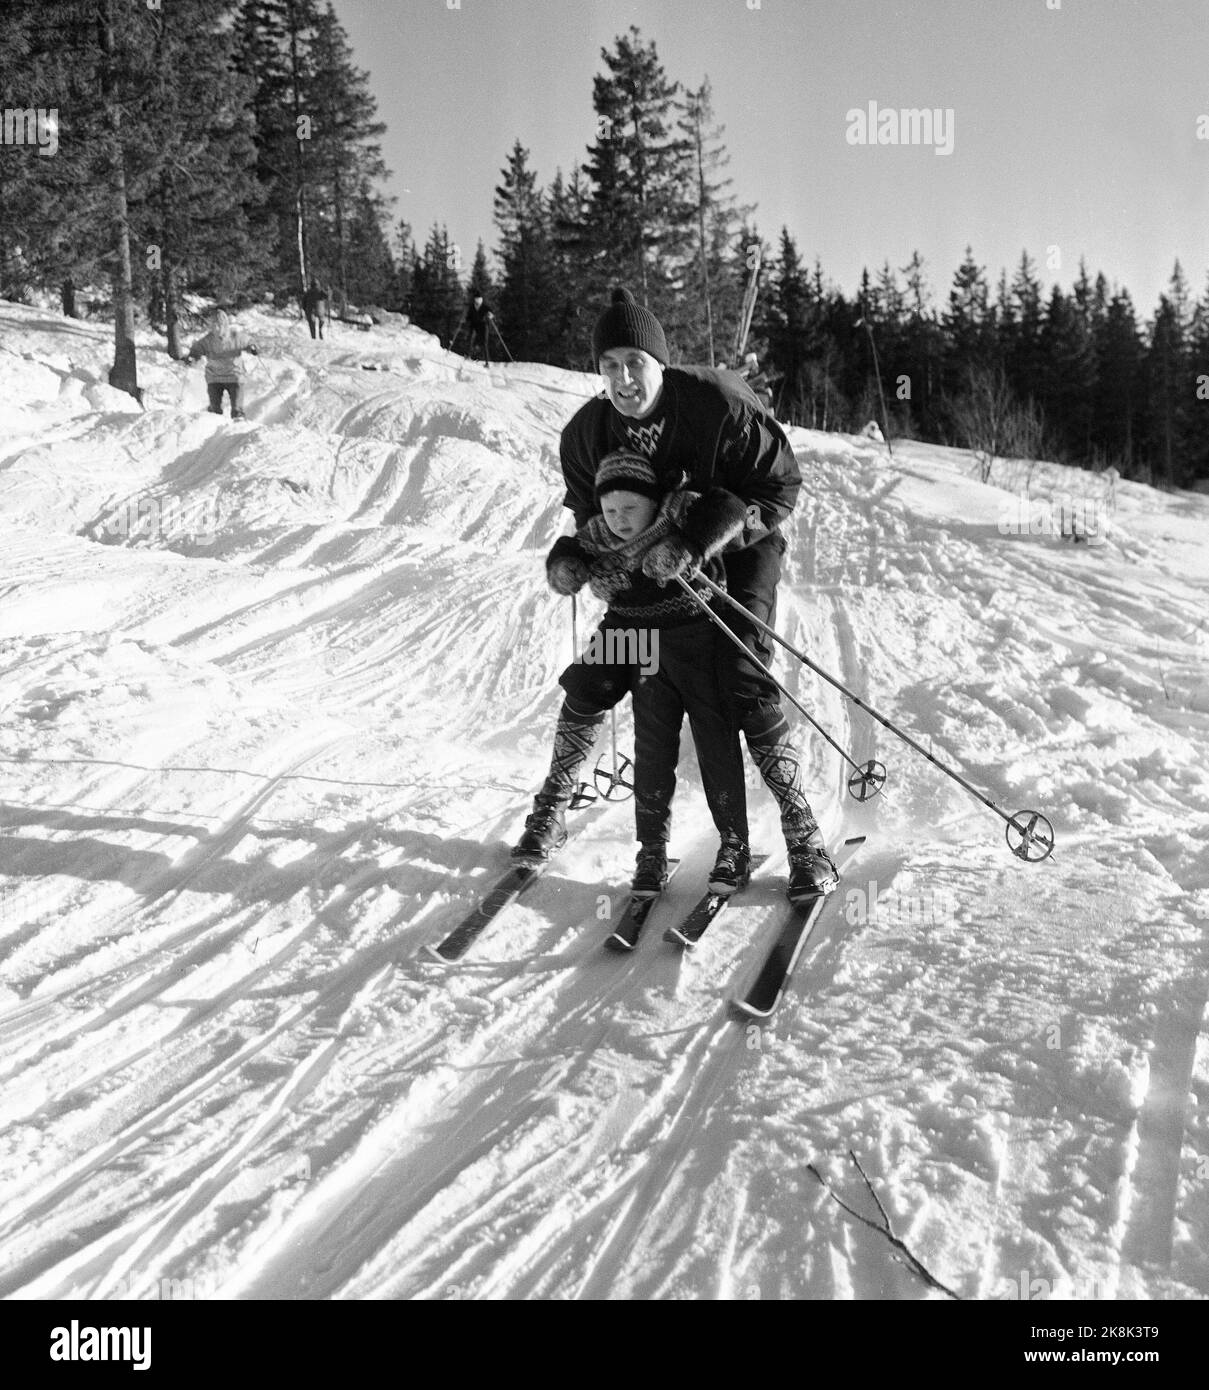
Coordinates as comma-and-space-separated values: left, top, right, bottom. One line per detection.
468, 298, 491, 331
302, 284, 329, 315
558, 367, 801, 546
549, 487, 747, 628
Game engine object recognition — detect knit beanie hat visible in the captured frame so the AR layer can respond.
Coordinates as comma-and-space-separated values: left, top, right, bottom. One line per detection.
594, 450, 662, 504
592, 288, 669, 367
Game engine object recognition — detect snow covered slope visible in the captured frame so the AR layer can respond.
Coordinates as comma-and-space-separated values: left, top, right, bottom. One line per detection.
1, 300, 1207, 1301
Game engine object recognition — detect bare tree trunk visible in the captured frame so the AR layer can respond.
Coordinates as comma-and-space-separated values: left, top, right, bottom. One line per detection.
100, 0, 142, 405
296, 189, 307, 287
288, 0, 310, 289
333, 160, 347, 312
154, 9, 182, 360
629, 90, 648, 304
690, 96, 714, 365
733, 245, 761, 362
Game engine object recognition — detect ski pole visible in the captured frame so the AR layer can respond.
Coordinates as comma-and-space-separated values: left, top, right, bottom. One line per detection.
594, 703, 634, 802
855, 316, 894, 459
672, 576, 886, 804
566, 593, 632, 804
692, 572, 1054, 861
490, 319, 515, 363
567, 593, 596, 809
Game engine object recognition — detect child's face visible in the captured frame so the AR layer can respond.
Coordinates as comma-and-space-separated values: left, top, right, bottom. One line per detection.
601, 489, 657, 540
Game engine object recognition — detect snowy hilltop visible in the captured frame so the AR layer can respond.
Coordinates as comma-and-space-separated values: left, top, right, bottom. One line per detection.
1, 300, 1207, 1300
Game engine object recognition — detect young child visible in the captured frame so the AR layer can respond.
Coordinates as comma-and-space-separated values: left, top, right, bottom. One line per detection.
185, 309, 259, 420
513, 450, 754, 896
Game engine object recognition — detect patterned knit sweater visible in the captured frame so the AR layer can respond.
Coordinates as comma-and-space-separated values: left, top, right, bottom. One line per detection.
568, 488, 745, 628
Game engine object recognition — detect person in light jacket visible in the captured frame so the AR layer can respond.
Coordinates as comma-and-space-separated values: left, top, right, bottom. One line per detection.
186, 309, 259, 420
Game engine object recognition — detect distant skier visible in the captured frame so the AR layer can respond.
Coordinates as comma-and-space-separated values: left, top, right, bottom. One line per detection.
515, 287, 839, 901
301, 279, 330, 340
185, 309, 259, 421
513, 450, 752, 895
466, 292, 494, 366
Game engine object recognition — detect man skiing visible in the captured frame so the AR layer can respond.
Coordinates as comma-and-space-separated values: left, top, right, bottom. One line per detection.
466, 292, 494, 366
514, 450, 752, 896
515, 287, 839, 902
185, 309, 259, 421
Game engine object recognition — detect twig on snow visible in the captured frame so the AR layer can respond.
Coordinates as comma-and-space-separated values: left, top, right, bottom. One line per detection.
807, 1150, 961, 1300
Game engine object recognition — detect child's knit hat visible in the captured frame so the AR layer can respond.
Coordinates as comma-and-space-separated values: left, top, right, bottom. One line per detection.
594, 450, 662, 505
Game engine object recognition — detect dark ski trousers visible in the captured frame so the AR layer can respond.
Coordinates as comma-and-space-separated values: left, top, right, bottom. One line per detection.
469, 327, 491, 366
715, 530, 820, 840
716, 531, 788, 740
558, 616, 748, 848
306, 312, 325, 340
207, 381, 243, 417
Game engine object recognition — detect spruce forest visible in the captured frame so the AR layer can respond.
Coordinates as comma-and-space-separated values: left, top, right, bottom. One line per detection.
2, 3, 1206, 486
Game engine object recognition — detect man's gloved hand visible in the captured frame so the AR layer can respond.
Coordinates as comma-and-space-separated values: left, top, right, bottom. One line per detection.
588, 555, 630, 603
641, 532, 702, 584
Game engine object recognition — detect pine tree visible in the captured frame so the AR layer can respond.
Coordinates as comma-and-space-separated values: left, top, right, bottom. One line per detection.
391, 220, 416, 313
1143, 263, 1196, 486
409, 224, 462, 346
547, 164, 595, 367
1005, 251, 1045, 407
1, 2, 135, 321
943, 247, 995, 402
1145, 296, 1185, 485
467, 241, 493, 300
898, 251, 943, 436
676, 78, 751, 365
140, 1, 266, 356
233, 0, 324, 292
1039, 284, 1094, 462
96, 0, 146, 400
343, 189, 396, 307
761, 230, 846, 427
583, 28, 694, 336
1187, 275, 1209, 484
1092, 288, 1143, 473
0, 2, 43, 302
494, 141, 552, 361
307, 3, 390, 311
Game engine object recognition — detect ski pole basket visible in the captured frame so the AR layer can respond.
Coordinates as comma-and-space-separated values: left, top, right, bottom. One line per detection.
847, 759, 888, 802
1005, 810, 1055, 862
593, 751, 634, 802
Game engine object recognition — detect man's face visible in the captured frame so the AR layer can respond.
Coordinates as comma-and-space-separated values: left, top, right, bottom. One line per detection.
599, 348, 663, 419
600, 488, 658, 540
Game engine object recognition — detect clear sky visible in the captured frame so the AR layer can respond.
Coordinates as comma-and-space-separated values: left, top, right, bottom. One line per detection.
335, 0, 1209, 317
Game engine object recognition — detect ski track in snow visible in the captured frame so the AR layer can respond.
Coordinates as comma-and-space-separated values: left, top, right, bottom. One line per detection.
1, 302, 1208, 1301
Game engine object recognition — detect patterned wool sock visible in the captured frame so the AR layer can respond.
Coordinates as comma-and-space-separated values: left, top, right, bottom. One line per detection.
539, 700, 607, 804
746, 719, 819, 841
